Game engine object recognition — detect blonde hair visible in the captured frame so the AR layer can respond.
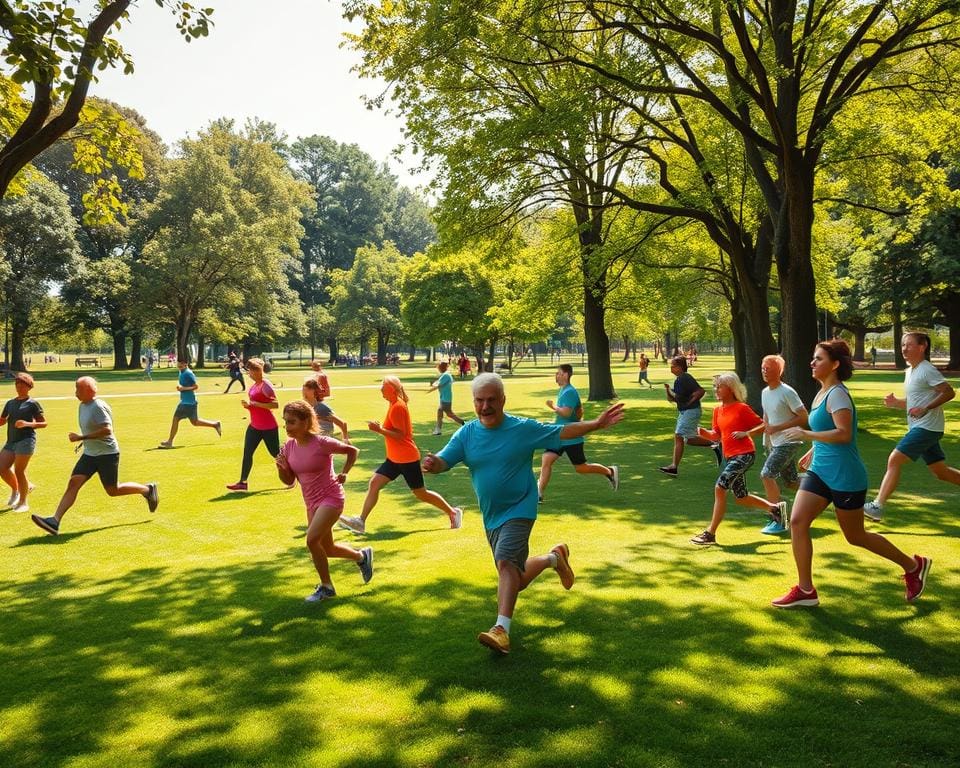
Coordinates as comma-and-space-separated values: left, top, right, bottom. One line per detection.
246, 357, 264, 374
761, 354, 786, 374
713, 372, 747, 403
283, 400, 320, 434
382, 375, 409, 403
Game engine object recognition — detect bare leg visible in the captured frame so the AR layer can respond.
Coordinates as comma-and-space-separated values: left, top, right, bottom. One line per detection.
761, 475, 782, 504
412, 485, 455, 517
928, 459, 960, 487
875, 449, 911, 504
306, 505, 363, 585
734, 493, 779, 513
496, 554, 555, 618
574, 462, 613, 479
669, 434, 685, 468
0, 450, 16, 495
103, 482, 150, 497
13, 454, 32, 506
163, 416, 181, 446
538, 451, 560, 498
53, 474, 91, 523
706, 485, 728, 533
435, 408, 443, 432
359, 472, 391, 523
189, 417, 220, 430
836, 508, 917, 572
442, 404, 465, 425
788, 490, 830, 591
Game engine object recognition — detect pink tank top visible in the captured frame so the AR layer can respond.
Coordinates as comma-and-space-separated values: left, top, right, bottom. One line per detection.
248, 380, 278, 430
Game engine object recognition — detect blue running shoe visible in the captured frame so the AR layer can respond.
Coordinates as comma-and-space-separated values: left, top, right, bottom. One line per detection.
761, 520, 787, 535
357, 547, 374, 584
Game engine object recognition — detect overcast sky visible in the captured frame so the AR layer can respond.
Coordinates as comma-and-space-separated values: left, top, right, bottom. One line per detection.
89, 0, 425, 189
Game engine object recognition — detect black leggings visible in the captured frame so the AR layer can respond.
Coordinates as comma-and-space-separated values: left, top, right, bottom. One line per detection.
225, 371, 246, 393
241, 426, 280, 481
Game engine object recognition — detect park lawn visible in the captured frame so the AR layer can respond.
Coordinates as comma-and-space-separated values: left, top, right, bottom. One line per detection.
0, 356, 958, 768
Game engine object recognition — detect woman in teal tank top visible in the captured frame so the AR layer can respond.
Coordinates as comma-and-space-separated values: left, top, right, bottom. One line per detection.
772, 339, 930, 608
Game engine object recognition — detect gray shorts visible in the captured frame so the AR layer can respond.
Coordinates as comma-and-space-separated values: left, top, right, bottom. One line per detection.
675, 407, 702, 439
2, 437, 36, 456
485, 517, 534, 573
174, 403, 198, 420
761, 443, 801, 485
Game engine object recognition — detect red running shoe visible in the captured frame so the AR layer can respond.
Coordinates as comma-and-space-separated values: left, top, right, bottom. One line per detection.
904, 555, 932, 602
772, 585, 819, 608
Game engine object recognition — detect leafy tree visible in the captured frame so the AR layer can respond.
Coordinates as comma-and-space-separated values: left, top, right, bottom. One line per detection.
0, 0, 212, 199
0, 175, 80, 369
386, 187, 436, 257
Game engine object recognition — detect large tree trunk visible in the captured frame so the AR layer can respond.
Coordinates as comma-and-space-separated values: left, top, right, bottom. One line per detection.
10, 320, 26, 371
936, 295, 960, 369
892, 302, 905, 369
486, 333, 498, 372
111, 329, 128, 370
583, 281, 615, 400
196, 334, 206, 368
176, 317, 193, 364
622, 335, 630, 362
128, 331, 143, 370
376, 329, 388, 365
326, 337, 338, 365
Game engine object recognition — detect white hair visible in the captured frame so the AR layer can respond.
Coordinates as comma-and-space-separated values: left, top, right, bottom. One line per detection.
471, 372, 504, 397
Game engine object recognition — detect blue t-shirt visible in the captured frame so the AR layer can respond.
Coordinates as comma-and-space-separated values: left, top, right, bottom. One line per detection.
436, 414, 562, 530
437, 371, 454, 402
809, 385, 867, 491
179, 368, 198, 405
555, 384, 583, 446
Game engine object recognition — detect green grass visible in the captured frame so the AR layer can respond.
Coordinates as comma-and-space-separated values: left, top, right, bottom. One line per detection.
1, 356, 958, 768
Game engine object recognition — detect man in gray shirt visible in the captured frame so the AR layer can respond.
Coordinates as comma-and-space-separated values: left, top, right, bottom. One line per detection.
32, 377, 158, 535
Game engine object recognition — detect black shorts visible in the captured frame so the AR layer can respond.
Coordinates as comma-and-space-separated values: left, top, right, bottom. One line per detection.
799, 471, 866, 511
72, 453, 120, 488
544, 443, 587, 465
375, 459, 425, 490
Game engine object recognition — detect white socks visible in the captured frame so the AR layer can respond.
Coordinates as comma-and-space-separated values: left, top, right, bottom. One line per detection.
496, 614, 512, 632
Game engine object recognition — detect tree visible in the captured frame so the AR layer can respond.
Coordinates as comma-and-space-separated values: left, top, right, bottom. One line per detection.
0, 0, 212, 199
0, 176, 80, 369
139, 122, 309, 362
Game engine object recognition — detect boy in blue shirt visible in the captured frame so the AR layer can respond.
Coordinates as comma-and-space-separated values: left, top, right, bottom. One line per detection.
159, 359, 222, 448
427, 361, 465, 435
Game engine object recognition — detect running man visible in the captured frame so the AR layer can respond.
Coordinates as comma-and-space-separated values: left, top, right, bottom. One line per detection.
423, 373, 624, 654
745, 355, 808, 534
427, 361, 465, 435
159, 359, 222, 448
537, 364, 618, 502
224, 352, 245, 393
659, 355, 722, 475
31, 376, 158, 535
864, 331, 960, 521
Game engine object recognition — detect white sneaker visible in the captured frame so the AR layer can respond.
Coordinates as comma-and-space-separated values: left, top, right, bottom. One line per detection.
608, 465, 620, 491
338, 515, 366, 534
864, 501, 883, 522
12, 503, 29, 513
450, 507, 463, 529
431, 428, 442, 436
6, 491, 19, 507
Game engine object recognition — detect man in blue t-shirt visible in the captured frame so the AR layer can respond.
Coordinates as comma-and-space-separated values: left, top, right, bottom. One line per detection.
537, 364, 619, 501
423, 372, 624, 655
159, 359, 222, 448
426, 361, 465, 436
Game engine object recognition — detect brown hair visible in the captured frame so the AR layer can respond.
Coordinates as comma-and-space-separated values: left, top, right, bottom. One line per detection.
438, 361, 449, 372
670, 355, 688, 372
817, 339, 854, 381
14, 372, 34, 389
283, 400, 320, 434
903, 331, 932, 361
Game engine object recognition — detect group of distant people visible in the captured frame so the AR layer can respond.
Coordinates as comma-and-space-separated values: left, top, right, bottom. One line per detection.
3, 331, 955, 655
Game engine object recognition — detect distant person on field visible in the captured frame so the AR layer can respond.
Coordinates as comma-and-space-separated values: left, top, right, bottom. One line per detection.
0, 372, 46, 512
310, 359, 331, 399
302, 379, 349, 442
31, 376, 158, 536
638, 352, 652, 387
159, 359, 222, 448
224, 352, 245, 393
659, 355, 722, 476
864, 332, 960, 522
427, 361, 465, 436
423, 373, 624, 655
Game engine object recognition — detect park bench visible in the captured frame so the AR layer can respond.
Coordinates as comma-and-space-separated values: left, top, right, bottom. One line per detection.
75, 357, 101, 367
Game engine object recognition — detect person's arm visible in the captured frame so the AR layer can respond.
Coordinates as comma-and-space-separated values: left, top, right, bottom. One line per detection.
557, 402, 625, 441
882, 392, 906, 410
15, 413, 47, 430
699, 407, 720, 441
663, 383, 676, 403
545, 398, 574, 418
422, 453, 449, 474
69, 421, 112, 443
328, 413, 350, 442
765, 405, 809, 435
783, 392, 853, 445
731, 405, 763, 440
275, 450, 295, 485
909, 381, 955, 418
688, 386, 706, 405
334, 441, 359, 483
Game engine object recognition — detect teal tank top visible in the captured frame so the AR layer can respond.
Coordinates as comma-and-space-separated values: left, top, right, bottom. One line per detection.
808, 384, 867, 491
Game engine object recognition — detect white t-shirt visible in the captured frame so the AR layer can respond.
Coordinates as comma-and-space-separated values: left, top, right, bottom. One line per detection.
762, 382, 806, 448
905, 360, 948, 432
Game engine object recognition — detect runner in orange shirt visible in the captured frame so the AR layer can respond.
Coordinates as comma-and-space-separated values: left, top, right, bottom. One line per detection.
338, 376, 462, 534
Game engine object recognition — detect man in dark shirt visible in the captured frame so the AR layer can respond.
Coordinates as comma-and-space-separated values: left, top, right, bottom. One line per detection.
659, 355, 722, 476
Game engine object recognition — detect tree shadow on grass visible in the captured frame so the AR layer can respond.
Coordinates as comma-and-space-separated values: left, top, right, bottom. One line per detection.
10, 520, 154, 546
0, 543, 957, 768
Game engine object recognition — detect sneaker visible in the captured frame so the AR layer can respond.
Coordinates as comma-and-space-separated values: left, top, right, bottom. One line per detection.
766, 501, 787, 527
658, 466, 678, 477
145, 483, 159, 513
431, 428, 442, 436
538, 495, 544, 504
864, 500, 883, 522
608, 464, 620, 491
477, 625, 510, 655
357, 546, 374, 584
284, 482, 297, 490
761, 519, 787, 535
690, 530, 716, 546
450, 507, 463, 529
904, 555, 931, 602
772, 585, 819, 608
551, 543, 575, 589
6, 490, 19, 507
711, 443, 724, 466
226, 481, 248, 492
305, 584, 337, 603
215, 421, 222, 437
12, 503, 29, 513
338, 515, 366, 534
31, 514, 59, 535
158, 442, 173, 449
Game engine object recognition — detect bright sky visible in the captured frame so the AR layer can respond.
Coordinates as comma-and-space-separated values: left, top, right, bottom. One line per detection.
89, 0, 425, 189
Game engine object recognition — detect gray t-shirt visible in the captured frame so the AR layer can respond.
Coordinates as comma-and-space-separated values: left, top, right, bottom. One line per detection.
79, 398, 119, 456
905, 360, 947, 432
313, 401, 334, 434
761, 382, 806, 448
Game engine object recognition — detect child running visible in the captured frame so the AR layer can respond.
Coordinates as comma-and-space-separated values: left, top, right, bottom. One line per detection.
338, 376, 462, 534
0, 372, 46, 512
690, 372, 788, 545
427, 361, 465, 435
276, 401, 372, 601
302, 379, 349, 442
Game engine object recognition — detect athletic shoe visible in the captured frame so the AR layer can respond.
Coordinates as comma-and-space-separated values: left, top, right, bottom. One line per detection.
357, 547, 374, 583
226, 481, 248, 492
658, 466, 678, 476
711, 443, 724, 466
158, 442, 173, 449
766, 501, 787, 527
305, 584, 337, 603
864, 501, 883, 522
450, 507, 463, 529
551, 543, 575, 589
772, 585, 819, 608
338, 515, 366, 534
12, 503, 29, 513
477, 625, 510, 655
690, 530, 716, 546
215, 421, 222, 437
284, 482, 297, 490
6, 490, 19, 507
608, 464, 620, 491
31, 514, 59, 535
538, 495, 544, 504
904, 555, 932, 602
761, 519, 787, 535
145, 483, 159, 513
431, 428, 442, 436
